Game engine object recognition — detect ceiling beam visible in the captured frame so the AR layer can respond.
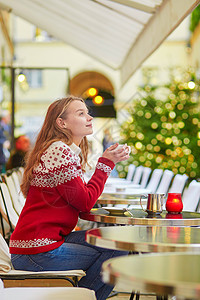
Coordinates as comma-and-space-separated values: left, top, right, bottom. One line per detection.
0, 3, 12, 12
0, 10, 14, 56
120, 0, 200, 87
106, 0, 157, 13
93, 0, 146, 25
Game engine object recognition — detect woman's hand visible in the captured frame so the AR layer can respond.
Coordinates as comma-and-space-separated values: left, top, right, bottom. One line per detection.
102, 143, 130, 164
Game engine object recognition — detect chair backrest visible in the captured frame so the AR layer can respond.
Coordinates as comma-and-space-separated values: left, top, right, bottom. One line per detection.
140, 167, 152, 188
0, 279, 3, 289
0, 233, 12, 273
146, 169, 163, 193
18, 167, 24, 178
168, 174, 188, 194
11, 172, 21, 194
0, 183, 18, 228
11, 171, 26, 206
1, 286, 97, 299
182, 180, 200, 211
132, 166, 144, 185
126, 164, 136, 181
156, 170, 174, 194
3, 175, 23, 215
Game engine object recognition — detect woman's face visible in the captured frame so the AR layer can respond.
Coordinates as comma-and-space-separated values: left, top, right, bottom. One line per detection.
62, 100, 93, 144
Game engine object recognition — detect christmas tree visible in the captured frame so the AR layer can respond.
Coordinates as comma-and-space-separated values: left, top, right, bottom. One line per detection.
117, 69, 200, 179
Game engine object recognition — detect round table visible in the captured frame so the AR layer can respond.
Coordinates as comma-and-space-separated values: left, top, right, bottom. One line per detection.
86, 225, 200, 252
79, 208, 200, 226
97, 198, 143, 205
102, 188, 152, 199
102, 253, 200, 299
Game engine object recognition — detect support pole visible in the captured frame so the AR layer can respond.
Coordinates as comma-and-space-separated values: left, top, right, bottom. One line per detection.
10, 67, 15, 150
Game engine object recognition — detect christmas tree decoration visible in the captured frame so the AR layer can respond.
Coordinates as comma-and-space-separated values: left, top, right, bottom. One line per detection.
117, 69, 200, 179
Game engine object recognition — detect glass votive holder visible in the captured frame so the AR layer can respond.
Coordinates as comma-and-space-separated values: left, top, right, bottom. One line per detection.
166, 193, 183, 214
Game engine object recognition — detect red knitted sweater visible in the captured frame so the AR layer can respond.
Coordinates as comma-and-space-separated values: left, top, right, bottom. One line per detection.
9, 141, 114, 254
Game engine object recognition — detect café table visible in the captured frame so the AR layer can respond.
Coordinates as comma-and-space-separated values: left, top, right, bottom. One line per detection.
105, 179, 140, 188
79, 208, 200, 226
86, 225, 200, 253
105, 177, 133, 185
97, 197, 144, 206
102, 253, 200, 299
102, 188, 152, 198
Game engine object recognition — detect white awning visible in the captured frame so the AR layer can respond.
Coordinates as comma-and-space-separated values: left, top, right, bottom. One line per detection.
0, 0, 199, 86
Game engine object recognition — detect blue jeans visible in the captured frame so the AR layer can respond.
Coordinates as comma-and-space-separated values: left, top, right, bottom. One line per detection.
11, 230, 128, 300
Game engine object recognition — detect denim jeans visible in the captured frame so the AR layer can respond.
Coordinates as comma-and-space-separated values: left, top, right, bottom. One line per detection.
11, 230, 128, 300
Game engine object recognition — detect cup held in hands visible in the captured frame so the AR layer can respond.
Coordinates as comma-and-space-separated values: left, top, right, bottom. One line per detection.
116, 144, 131, 154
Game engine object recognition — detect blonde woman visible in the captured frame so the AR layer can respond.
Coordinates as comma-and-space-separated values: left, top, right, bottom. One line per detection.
9, 96, 129, 300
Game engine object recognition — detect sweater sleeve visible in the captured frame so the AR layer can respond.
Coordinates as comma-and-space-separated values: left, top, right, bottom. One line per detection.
56, 156, 115, 212
32, 142, 115, 213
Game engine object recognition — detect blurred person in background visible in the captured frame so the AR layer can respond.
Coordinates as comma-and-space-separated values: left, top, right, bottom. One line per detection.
0, 125, 6, 173
0, 110, 11, 141
0, 110, 11, 167
6, 135, 30, 170
102, 128, 113, 152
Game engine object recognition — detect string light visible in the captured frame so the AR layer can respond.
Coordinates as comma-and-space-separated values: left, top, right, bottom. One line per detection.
145, 112, 151, 119
116, 69, 200, 179
151, 122, 158, 129
88, 87, 97, 97
165, 137, 172, 145
135, 142, 142, 149
169, 111, 176, 119
93, 95, 104, 105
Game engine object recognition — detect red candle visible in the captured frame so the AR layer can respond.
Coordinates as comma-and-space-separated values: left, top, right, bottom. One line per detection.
166, 193, 183, 214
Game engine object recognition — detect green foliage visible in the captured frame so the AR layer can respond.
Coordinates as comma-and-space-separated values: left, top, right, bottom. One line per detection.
1, 67, 11, 86
190, 5, 200, 32
117, 70, 200, 179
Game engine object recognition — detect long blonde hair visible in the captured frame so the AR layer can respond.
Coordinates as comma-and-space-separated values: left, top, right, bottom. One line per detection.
21, 96, 89, 197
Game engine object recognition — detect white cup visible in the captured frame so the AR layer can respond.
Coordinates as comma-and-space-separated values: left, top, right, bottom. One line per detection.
116, 144, 131, 154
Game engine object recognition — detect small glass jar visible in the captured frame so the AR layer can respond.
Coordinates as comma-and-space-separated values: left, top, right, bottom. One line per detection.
166, 193, 183, 214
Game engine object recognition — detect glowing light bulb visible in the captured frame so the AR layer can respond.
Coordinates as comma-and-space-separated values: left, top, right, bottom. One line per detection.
188, 81, 195, 89
93, 95, 104, 105
88, 87, 97, 97
18, 74, 26, 82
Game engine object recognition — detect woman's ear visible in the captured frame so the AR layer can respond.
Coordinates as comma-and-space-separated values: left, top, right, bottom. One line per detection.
56, 117, 67, 128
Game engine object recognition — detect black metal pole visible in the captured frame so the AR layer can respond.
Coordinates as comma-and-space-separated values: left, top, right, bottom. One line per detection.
10, 67, 15, 150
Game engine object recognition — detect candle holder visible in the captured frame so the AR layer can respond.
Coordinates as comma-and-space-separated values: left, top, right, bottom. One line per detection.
166, 212, 183, 219
166, 193, 183, 214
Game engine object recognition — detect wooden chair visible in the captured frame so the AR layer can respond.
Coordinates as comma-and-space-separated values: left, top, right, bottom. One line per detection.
0, 234, 86, 289
0, 182, 18, 238
2, 175, 23, 216
16, 167, 24, 183
10, 171, 26, 207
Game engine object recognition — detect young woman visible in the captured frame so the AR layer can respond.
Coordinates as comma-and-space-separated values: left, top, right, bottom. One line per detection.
9, 96, 130, 300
